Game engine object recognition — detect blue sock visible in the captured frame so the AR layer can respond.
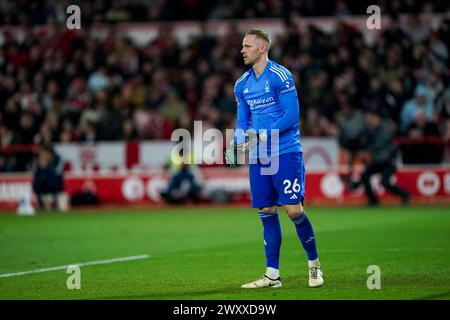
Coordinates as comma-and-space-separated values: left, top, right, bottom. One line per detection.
259, 210, 282, 270
291, 211, 318, 261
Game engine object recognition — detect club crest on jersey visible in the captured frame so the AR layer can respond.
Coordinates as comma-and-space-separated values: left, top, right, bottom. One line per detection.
265, 80, 270, 93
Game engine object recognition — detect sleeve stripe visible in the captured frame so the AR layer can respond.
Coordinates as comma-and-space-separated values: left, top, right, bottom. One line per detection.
270, 65, 288, 81
269, 67, 287, 82
234, 72, 249, 89
270, 65, 288, 78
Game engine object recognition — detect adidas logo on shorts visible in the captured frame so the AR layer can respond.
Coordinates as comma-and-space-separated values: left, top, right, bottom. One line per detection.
290, 194, 298, 200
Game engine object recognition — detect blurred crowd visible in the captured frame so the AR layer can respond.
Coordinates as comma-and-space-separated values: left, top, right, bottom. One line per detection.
1, 0, 449, 24
1, 4, 450, 171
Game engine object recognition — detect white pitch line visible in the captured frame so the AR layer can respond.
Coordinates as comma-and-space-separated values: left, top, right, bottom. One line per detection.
0, 254, 150, 278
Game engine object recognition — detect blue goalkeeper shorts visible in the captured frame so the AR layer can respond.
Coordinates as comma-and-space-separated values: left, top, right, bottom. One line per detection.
249, 152, 305, 209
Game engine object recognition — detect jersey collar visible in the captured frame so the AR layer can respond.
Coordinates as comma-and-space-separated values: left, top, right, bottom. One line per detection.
252, 60, 272, 80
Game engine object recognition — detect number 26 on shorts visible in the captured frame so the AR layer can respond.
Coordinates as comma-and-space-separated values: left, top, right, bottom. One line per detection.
283, 178, 301, 194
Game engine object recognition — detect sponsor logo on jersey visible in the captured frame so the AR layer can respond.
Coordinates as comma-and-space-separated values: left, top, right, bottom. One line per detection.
246, 96, 275, 108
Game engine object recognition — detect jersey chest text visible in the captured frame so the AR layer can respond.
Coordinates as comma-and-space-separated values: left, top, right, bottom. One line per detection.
242, 77, 277, 110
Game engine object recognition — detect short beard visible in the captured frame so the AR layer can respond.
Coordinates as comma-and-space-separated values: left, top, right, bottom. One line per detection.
245, 56, 259, 66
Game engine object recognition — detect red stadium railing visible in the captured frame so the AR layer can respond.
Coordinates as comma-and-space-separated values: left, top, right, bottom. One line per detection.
394, 135, 448, 165
0, 144, 38, 154
394, 136, 446, 145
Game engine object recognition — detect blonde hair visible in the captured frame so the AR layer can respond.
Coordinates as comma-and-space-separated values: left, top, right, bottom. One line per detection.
245, 28, 271, 49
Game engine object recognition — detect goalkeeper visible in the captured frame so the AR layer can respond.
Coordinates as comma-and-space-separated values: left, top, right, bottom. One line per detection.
225, 29, 323, 289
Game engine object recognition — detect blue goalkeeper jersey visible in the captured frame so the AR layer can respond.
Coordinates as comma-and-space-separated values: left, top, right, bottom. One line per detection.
234, 60, 302, 158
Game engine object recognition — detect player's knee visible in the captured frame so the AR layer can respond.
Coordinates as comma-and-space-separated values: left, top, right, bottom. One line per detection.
259, 206, 277, 213
284, 204, 303, 219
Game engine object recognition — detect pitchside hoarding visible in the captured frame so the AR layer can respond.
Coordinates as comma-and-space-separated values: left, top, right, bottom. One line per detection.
1, 140, 449, 209
1, 167, 449, 209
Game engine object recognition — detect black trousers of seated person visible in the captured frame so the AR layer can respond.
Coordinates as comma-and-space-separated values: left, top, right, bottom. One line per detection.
360, 161, 409, 206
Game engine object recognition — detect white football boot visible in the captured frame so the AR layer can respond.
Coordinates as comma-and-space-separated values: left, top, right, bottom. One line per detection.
241, 275, 282, 289
308, 264, 324, 288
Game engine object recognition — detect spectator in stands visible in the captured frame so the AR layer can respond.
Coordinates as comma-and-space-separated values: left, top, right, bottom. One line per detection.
400, 86, 435, 133
160, 151, 203, 204
0, 125, 17, 172
0, 125, 15, 148
442, 119, 450, 163
59, 119, 79, 143
32, 143, 65, 211
78, 121, 97, 142
121, 118, 139, 141
159, 89, 188, 128
337, 102, 366, 154
0, 7, 449, 172
378, 44, 406, 88
3, 99, 21, 131
34, 123, 54, 145
383, 79, 408, 125
303, 108, 338, 137
408, 109, 441, 138
1, 1, 448, 25
0, 155, 10, 172
62, 77, 92, 126
87, 65, 110, 93
402, 109, 443, 164
423, 72, 444, 107
16, 111, 37, 144
435, 89, 450, 119
382, 14, 410, 48
403, 14, 430, 44
424, 30, 448, 71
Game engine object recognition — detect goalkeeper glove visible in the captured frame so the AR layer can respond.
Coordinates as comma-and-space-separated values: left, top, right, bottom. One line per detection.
224, 130, 268, 167
224, 143, 238, 167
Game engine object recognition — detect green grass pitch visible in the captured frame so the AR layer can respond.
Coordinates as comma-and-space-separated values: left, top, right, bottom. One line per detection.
0, 205, 449, 300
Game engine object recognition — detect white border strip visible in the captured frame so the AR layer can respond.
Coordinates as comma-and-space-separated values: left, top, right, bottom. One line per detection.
269, 67, 286, 81
0, 254, 150, 278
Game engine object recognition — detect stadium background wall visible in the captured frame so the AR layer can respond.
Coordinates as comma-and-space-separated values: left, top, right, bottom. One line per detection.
0, 13, 446, 48
1, 13, 449, 210
1, 165, 449, 210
